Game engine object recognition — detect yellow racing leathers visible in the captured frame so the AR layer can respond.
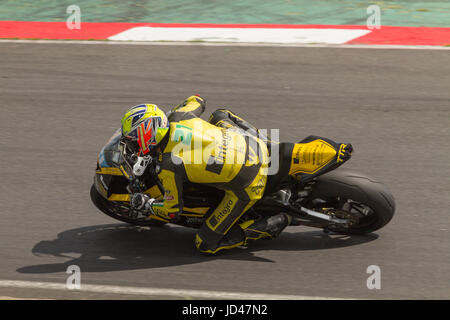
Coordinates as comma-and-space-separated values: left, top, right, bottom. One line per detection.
149, 96, 282, 254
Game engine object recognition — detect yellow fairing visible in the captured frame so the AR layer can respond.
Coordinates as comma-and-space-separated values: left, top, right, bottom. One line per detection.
289, 139, 337, 175
96, 167, 123, 176
108, 194, 130, 202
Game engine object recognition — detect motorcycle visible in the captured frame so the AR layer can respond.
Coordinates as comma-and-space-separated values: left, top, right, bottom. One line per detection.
91, 128, 395, 236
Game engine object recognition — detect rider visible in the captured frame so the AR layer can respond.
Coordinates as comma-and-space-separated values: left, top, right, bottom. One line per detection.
120, 95, 291, 254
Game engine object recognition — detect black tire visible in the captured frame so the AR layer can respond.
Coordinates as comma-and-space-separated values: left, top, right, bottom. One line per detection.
90, 184, 167, 227
308, 169, 395, 234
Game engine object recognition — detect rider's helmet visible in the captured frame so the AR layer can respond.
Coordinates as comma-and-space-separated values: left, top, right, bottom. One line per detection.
120, 104, 169, 157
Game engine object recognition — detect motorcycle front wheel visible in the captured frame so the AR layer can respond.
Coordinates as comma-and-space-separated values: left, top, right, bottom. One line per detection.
90, 184, 167, 227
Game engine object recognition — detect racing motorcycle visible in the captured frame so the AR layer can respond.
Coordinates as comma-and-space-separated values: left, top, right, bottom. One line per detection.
91, 129, 395, 236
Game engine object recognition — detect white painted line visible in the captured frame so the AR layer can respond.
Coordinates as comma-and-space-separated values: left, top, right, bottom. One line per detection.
0, 280, 349, 300
108, 27, 371, 44
1, 39, 449, 50
0, 296, 52, 300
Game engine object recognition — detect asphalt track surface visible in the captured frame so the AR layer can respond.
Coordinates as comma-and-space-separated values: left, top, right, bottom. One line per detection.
0, 42, 449, 300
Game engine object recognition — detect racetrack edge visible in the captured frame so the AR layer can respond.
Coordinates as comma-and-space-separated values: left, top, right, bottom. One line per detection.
0, 21, 449, 46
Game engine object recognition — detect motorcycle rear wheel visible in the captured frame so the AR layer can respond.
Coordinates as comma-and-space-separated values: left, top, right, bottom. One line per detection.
307, 169, 395, 235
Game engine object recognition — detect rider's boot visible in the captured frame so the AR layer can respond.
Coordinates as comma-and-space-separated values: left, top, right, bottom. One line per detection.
196, 224, 247, 254
196, 213, 291, 254
240, 213, 291, 242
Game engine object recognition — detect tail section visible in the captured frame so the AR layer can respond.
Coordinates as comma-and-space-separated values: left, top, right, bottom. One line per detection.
288, 135, 353, 183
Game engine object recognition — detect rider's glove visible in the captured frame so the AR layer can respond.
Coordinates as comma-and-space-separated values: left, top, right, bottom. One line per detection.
130, 193, 155, 215
130, 193, 181, 221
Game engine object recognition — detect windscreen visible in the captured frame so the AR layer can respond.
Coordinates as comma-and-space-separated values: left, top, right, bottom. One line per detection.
98, 128, 123, 168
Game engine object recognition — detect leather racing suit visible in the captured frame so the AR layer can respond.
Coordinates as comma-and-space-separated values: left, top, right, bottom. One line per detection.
147, 96, 290, 254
